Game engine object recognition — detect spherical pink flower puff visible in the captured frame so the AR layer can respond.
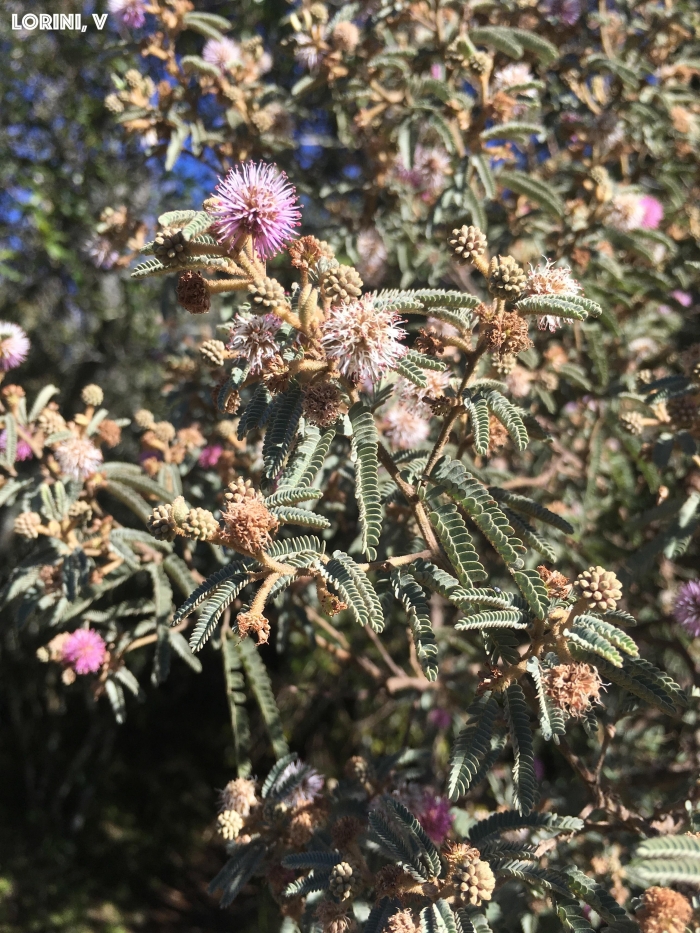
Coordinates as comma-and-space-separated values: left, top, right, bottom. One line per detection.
674, 580, 700, 637
54, 437, 104, 480
207, 162, 302, 259
0, 430, 33, 461
62, 628, 108, 675
276, 760, 324, 806
198, 444, 223, 468
639, 195, 664, 230
227, 313, 282, 374
0, 322, 30, 372
320, 295, 407, 387
416, 791, 453, 845
202, 38, 241, 72
428, 707, 452, 730
108, 0, 147, 29
672, 290, 693, 308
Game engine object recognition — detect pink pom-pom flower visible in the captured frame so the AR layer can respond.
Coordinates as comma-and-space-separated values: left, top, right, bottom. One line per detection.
0, 322, 30, 372
62, 628, 108, 675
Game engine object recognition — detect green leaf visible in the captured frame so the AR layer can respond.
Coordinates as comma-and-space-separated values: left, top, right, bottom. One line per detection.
263, 385, 303, 480
469, 26, 524, 58
516, 294, 602, 321
1, 414, 17, 468
239, 637, 289, 759
404, 350, 447, 372
427, 501, 488, 587
238, 383, 272, 439
509, 28, 559, 62
172, 560, 249, 626
391, 569, 439, 680
503, 510, 557, 562
28, 385, 59, 423
464, 395, 490, 455
349, 401, 382, 560
504, 683, 537, 815
468, 810, 582, 843
270, 506, 331, 529
527, 657, 566, 742
510, 569, 550, 619
455, 608, 528, 631
190, 575, 249, 652
498, 170, 565, 218
564, 868, 636, 931
481, 122, 543, 143
395, 356, 429, 388
484, 390, 529, 451
573, 614, 638, 657
566, 626, 624, 667
489, 488, 574, 534
448, 694, 499, 800
102, 480, 152, 524
209, 842, 267, 908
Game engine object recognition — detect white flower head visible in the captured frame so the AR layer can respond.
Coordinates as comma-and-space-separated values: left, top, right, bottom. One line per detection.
320, 294, 407, 386
527, 259, 581, 333
227, 313, 282, 374
493, 63, 537, 97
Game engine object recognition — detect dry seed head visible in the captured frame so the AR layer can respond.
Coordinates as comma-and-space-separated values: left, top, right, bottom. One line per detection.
81, 384, 104, 407
316, 900, 356, 933
236, 610, 271, 645
152, 421, 176, 444
14, 511, 42, 539
303, 382, 345, 428
375, 864, 408, 900
250, 276, 287, 312
181, 507, 219, 541
147, 504, 178, 542
451, 858, 496, 907
316, 580, 348, 616
200, 339, 228, 367
176, 270, 211, 315
217, 809, 244, 841
288, 809, 317, 848
134, 408, 156, 430
637, 886, 693, 933
320, 266, 363, 306
448, 225, 488, 265
576, 565, 622, 611
328, 861, 358, 901
488, 255, 527, 302
543, 663, 603, 718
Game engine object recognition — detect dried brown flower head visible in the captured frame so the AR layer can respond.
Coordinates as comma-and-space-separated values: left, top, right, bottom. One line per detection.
316, 899, 356, 933
289, 235, 335, 271
331, 816, 364, 850
576, 565, 623, 611
219, 495, 278, 553
537, 565, 573, 599
487, 415, 510, 453
543, 663, 602, 718
221, 777, 258, 816
176, 270, 211, 315
316, 579, 348, 616
236, 610, 271, 645
303, 381, 345, 428
385, 910, 419, 933
97, 419, 122, 448
482, 311, 533, 357
637, 886, 693, 933
375, 864, 408, 900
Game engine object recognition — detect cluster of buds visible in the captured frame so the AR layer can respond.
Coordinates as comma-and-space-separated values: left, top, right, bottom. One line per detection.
575, 566, 623, 611
133, 410, 205, 477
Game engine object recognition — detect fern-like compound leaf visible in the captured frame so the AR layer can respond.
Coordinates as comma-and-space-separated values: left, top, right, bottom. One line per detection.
468, 810, 583, 844
264, 486, 323, 507
263, 384, 303, 479
427, 500, 488, 587
515, 294, 602, 321
237, 383, 271, 438
349, 401, 382, 560
333, 550, 385, 632
391, 570, 439, 680
455, 609, 528, 631
504, 683, 537, 815
269, 506, 331, 529
464, 395, 490, 455
490, 488, 574, 534
239, 637, 288, 759
172, 560, 250, 626
448, 694, 500, 800
484, 390, 529, 451
190, 574, 249, 652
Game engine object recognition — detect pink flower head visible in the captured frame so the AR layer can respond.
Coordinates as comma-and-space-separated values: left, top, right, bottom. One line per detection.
320, 295, 407, 387
54, 437, 104, 480
227, 313, 282, 374
382, 405, 430, 449
277, 760, 324, 806
198, 444, 223, 468
674, 580, 700, 637
416, 792, 453, 845
0, 322, 30, 372
62, 628, 108, 675
672, 290, 693, 308
203, 38, 241, 72
0, 430, 33, 461
208, 162, 302, 259
428, 707, 452, 730
108, 0, 146, 28
639, 195, 664, 230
